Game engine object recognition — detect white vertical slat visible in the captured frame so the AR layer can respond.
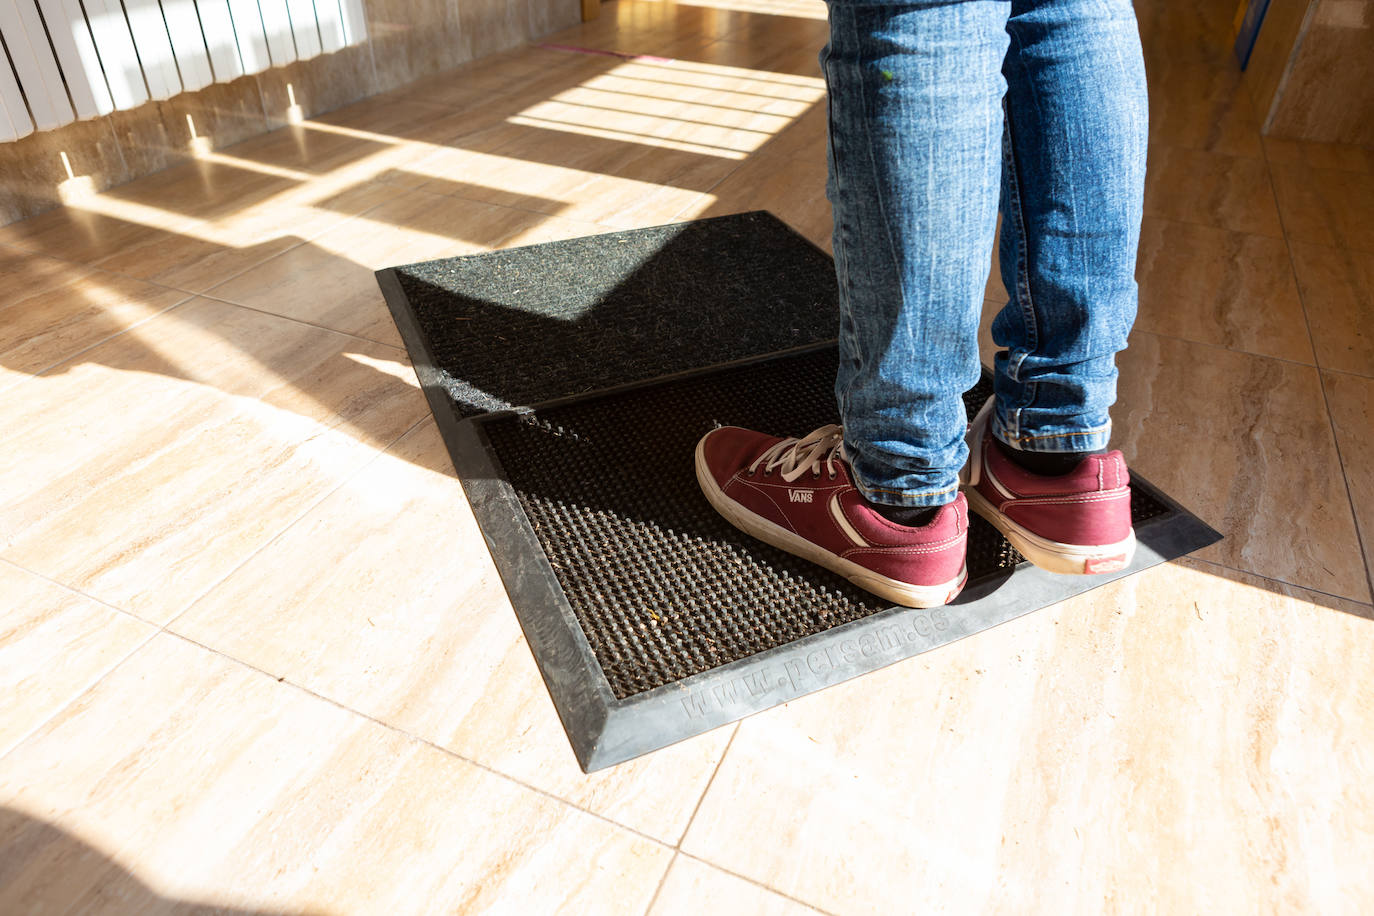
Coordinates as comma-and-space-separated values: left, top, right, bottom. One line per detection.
122, 0, 182, 99
0, 49, 35, 142
338, 0, 366, 45
314, 0, 346, 53
195, 0, 245, 81
284, 0, 322, 60
160, 0, 214, 91
80, 0, 149, 110
0, 1, 76, 130
37, 0, 116, 117
225, 0, 272, 74
256, 0, 298, 66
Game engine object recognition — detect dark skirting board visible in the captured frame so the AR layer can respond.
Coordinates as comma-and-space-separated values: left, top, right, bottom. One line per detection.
376, 212, 1221, 771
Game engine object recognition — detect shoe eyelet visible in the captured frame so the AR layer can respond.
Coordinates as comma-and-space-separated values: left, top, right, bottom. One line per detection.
828, 472, 837, 480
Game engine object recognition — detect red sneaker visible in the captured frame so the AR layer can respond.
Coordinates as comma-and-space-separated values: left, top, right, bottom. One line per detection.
962, 399, 1136, 575
694, 424, 968, 608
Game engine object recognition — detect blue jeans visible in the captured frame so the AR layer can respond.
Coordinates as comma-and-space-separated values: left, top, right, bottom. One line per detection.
822, 0, 1148, 507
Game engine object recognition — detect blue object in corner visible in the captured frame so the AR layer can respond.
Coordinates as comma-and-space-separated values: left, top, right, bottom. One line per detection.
1235, 0, 1273, 70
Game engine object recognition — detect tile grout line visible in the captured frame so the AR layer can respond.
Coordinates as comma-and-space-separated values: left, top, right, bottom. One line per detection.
639, 850, 678, 916
1127, 326, 1320, 371
0, 551, 164, 761
18, 293, 200, 383
1182, 555, 1374, 612
1260, 139, 1374, 604
1320, 364, 1374, 383
157, 415, 432, 635
190, 291, 414, 352
0, 415, 432, 766
0, 556, 147, 622
675, 850, 842, 916
0, 628, 162, 767
160, 627, 684, 854
672, 722, 738, 849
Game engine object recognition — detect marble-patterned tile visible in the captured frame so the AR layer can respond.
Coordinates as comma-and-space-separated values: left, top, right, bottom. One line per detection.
0, 152, 397, 296
215, 116, 407, 179
0, 269, 191, 393
1114, 332, 1369, 602
1134, 217, 1312, 363
0, 297, 428, 623
399, 52, 825, 229
202, 239, 403, 346
206, 186, 603, 345
1322, 371, 1374, 592
1143, 145, 1283, 238
375, 44, 616, 113
689, 103, 829, 247
88, 177, 399, 294
1263, 5, 1374, 148
1145, 57, 1261, 160
0, 632, 673, 914
682, 559, 1374, 914
404, 125, 726, 229
650, 855, 823, 916
0, 198, 185, 266
1264, 137, 1374, 175
549, 2, 741, 55
0, 562, 154, 758
171, 420, 732, 843
1270, 161, 1374, 253
0, 243, 73, 294
1289, 241, 1374, 377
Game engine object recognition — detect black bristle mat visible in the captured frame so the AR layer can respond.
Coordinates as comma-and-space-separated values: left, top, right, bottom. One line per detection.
484, 347, 1170, 700
390, 211, 841, 417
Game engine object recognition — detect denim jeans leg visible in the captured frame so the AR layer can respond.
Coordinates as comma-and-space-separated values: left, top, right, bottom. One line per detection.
823, 1, 1010, 508
991, 0, 1148, 453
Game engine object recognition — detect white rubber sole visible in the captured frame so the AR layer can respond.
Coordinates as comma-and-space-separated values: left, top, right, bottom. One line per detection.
965, 487, 1136, 576
694, 438, 966, 608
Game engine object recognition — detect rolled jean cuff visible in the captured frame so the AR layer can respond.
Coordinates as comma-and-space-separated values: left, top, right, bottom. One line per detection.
991, 415, 1113, 454
850, 475, 961, 509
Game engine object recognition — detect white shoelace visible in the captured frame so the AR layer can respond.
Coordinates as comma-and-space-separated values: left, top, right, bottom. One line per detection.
748, 424, 846, 483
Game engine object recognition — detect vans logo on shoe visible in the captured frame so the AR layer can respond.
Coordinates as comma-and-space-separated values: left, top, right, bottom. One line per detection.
789, 489, 814, 503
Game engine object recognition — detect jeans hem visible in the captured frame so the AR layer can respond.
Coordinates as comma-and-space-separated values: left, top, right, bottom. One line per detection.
991, 418, 1113, 454
851, 477, 960, 509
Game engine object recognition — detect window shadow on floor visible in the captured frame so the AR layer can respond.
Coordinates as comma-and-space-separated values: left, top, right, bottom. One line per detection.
0, 806, 320, 915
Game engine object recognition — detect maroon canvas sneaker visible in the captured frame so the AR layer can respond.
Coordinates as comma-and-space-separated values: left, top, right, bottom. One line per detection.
694, 424, 968, 608
961, 399, 1136, 575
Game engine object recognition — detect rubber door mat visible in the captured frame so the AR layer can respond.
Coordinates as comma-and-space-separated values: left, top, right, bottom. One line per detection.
376, 214, 1221, 771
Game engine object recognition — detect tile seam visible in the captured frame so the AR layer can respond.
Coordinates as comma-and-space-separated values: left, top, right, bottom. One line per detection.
1256, 147, 1374, 602
157, 415, 432, 635
160, 628, 686, 851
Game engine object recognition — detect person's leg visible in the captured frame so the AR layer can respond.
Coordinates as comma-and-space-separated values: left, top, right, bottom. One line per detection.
824, 0, 1010, 511
964, 0, 1147, 574
695, 1, 1006, 607
989, 0, 1147, 456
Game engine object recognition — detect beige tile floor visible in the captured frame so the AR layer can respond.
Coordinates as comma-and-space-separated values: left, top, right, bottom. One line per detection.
1, 0, 1371, 912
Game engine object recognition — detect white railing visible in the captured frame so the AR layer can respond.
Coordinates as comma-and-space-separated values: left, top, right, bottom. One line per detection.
0, 0, 367, 142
